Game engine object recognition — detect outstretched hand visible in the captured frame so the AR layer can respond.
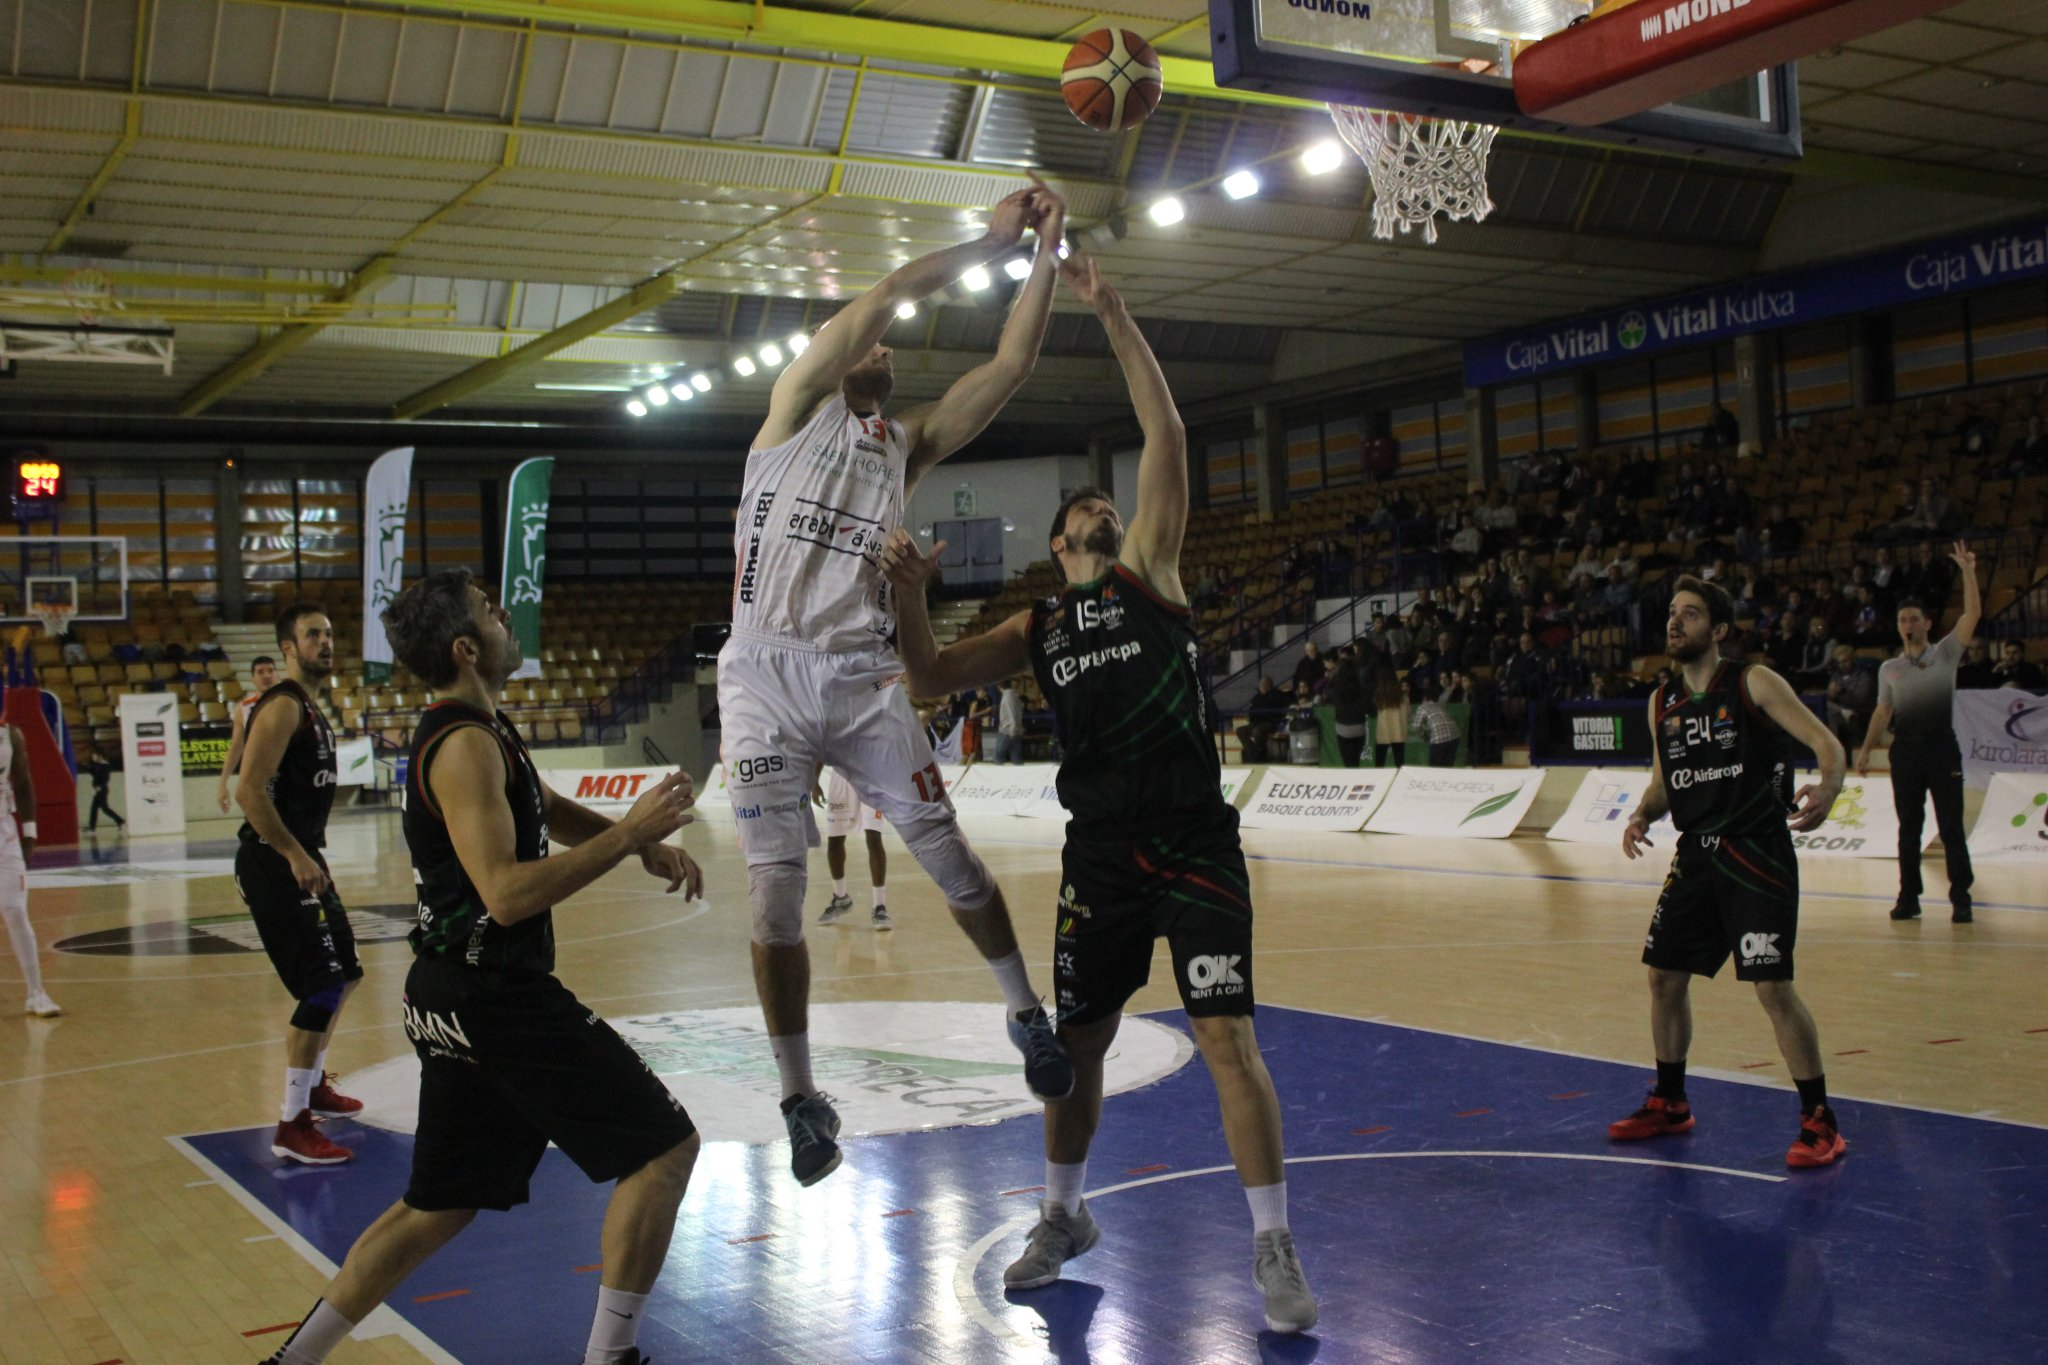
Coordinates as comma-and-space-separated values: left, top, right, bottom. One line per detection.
986, 183, 1050, 249
1620, 814, 1654, 861
1949, 539, 1977, 575
1026, 171, 1067, 245
880, 529, 945, 592
1059, 252, 1121, 314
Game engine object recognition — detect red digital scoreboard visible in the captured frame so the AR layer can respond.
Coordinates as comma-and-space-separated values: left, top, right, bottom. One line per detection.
15, 457, 64, 513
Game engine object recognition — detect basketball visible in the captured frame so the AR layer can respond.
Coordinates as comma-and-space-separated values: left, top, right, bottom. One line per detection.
1061, 28, 1163, 133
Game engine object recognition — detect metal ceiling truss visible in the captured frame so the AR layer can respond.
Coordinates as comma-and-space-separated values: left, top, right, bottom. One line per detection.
1, 321, 175, 373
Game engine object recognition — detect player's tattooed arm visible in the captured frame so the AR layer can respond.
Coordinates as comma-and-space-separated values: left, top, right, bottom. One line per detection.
1745, 664, 1846, 833
881, 529, 1032, 697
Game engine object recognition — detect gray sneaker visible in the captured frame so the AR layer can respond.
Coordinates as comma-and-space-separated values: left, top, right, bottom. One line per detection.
1003, 1199, 1100, 1290
780, 1091, 843, 1186
818, 893, 853, 925
1252, 1229, 1319, 1333
871, 903, 892, 931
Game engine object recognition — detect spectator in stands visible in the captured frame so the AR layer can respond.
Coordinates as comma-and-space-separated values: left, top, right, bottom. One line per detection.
1845, 584, 1885, 647
1796, 617, 1837, 690
1768, 614, 1805, 675
1808, 575, 1849, 636
1762, 500, 1805, 561
59, 629, 88, 665
1702, 400, 1740, 451
1604, 542, 1640, 585
1956, 639, 1997, 691
992, 679, 1027, 764
1615, 448, 1656, 500
1606, 495, 1644, 548
1380, 613, 1415, 661
2003, 414, 2047, 478
1905, 538, 1956, 606
1291, 640, 1325, 693
1953, 412, 1996, 459
1825, 644, 1878, 749
1601, 564, 1636, 614
1905, 477, 1953, 535
1413, 687, 1461, 767
1991, 640, 2046, 691
1325, 653, 1368, 767
1366, 498, 1397, 532
1449, 515, 1484, 571
1729, 564, 1765, 619
1237, 677, 1289, 763
1867, 548, 1902, 612
1371, 665, 1409, 769
1411, 586, 1444, 627
1500, 631, 1550, 721
1284, 540, 1319, 585
1570, 570, 1606, 623
1525, 498, 1563, 548
1570, 540, 1605, 583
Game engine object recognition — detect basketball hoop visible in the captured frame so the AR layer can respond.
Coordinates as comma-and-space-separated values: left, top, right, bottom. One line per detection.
1329, 105, 1498, 245
62, 268, 112, 327
31, 600, 76, 639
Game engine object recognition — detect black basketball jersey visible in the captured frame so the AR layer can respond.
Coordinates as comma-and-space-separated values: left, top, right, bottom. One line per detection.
237, 680, 336, 852
1654, 660, 1796, 837
1027, 563, 1228, 835
404, 700, 555, 974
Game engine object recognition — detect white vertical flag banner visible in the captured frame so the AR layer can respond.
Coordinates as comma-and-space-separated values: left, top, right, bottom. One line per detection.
118, 692, 185, 836
362, 445, 414, 684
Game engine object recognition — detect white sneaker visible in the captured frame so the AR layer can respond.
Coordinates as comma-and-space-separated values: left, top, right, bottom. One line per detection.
1252, 1229, 1318, 1333
24, 990, 62, 1018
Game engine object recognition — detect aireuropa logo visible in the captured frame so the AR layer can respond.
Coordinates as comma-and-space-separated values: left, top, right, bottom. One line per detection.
338, 1001, 1192, 1143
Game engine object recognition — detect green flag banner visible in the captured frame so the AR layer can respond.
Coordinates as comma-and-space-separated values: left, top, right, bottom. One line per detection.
361, 445, 413, 684
500, 456, 554, 682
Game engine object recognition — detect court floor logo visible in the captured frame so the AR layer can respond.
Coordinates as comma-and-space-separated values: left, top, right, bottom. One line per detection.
343, 1000, 1194, 1144
53, 903, 417, 956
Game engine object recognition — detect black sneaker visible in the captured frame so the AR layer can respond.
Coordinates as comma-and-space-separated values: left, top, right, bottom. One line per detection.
572, 1352, 649, 1364
1007, 1003, 1075, 1102
1951, 897, 1973, 924
1889, 898, 1921, 920
780, 1091, 843, 1186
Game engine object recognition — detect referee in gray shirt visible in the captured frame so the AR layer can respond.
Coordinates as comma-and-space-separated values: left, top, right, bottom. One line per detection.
1855, 541, 1981, 923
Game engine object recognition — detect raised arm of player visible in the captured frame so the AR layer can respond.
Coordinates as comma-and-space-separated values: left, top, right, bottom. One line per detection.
236, 695, 326, 893
1064, 253, 1188, 601
7, 725, 36, 860
431, 727, 690, 925
1745, 664, 1847, 832
1622, 697, 1669, 860
879, 530, 1032, 697
754, 185, 1047, 451
539, 774, 703, 899
899, 189, 1067, 488
1948, 540, 1981, 646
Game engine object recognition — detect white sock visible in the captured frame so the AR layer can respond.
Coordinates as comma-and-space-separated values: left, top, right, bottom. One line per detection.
832, 878, 848, 898
1, 894, 42, 994
283, 1066, 318, 1122
583, 1285, 650, 1364
986, 951, 1039, 1015
274, 1298, 355, 1364
1046, 1159, 1087, 1216
871, 883, 887, 908
1245, 1180, 1289, 1236
770, 1033, 814, 1100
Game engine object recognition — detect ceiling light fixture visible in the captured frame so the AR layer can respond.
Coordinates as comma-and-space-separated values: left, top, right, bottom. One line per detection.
1222, 170, 1261, 199
690, 373, 712, 392
896, 301, 918, 320
787, 332, 809, 354
733, 355, 757, 377
645, 384, 669, 405
1004, 256, 1033, 281
625, 399, 647, 417
1301, 140, 1345, 175
961, 265, 992, 292
669, 382, 694, 401
758, 343, 784, 366
1147, 197, 1186, 226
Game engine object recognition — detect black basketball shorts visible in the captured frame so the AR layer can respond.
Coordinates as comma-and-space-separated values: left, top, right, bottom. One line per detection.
1054, 812, 1256, 1028
399, 958, 697, 1213
234, 842, 362, 1000
1642, 829, 1800, 983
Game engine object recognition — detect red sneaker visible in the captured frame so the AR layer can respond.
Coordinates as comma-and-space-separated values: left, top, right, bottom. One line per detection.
1786, 1106, 1847, 1169
272, 1110, 352, 1165
309, 1072, 364, 1119
1608, 1093, 1695, 1141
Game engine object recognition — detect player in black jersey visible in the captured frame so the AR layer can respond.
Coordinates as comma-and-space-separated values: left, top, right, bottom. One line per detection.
262, 571, 702, 1365
1614, 575, 1851, 1169
234, 603, 365, 1167
880, 253, 1317, 1334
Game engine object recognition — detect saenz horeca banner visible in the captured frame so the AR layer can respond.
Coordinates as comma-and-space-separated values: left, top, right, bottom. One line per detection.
1464, 213, 2048, 387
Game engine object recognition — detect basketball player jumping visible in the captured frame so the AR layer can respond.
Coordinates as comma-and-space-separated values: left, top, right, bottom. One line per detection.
218, 652, 279, 812
720, 179, 1074, 1186
3, 719, 59, 1017
879, 253, 1319, 1333
235, 605, 364, 1166
265, 571, 702, 1365
1616, 575, 1850, 1168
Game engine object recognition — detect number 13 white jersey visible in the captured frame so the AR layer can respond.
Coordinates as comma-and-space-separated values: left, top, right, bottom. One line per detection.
731, 393, 909, 653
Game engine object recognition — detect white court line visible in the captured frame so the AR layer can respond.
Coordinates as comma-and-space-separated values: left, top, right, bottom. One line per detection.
1252, 1001, 2048, 1133
949, 1149, 1785, 1353
166, 1134, 461, 1363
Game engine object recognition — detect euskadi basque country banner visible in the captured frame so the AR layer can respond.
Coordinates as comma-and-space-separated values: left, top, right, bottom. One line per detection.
1239, 768, 1391, 831
1967, 771, 2048, 865
1465, 214, 2048, 385
1365, 768, 1544, 839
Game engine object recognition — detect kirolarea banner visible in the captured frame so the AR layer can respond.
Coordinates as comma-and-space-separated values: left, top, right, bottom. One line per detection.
361, 445, 413, 684
1955, 688, 2048, 789
499, 456, 554, 681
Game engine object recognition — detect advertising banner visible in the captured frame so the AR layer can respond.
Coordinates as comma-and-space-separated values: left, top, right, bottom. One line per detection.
1530, 702, 1654, 767
1238, 768, 1392, 831
1365, 767, 1543, 839
945, 763, 1053, 817
1965, 771, 2048, 865
1546, 768, 1676, 844
499, 456, 554, 682
1792, 774, 1932, 860
336, 736, 375, 787
362, 445, 414, 683
540, 767, 676, 809
118, 692, 185, 836
1955, 688, 2048, 789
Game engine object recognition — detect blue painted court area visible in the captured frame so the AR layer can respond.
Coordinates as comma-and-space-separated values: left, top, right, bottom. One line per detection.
181, 1007, 2046, 1364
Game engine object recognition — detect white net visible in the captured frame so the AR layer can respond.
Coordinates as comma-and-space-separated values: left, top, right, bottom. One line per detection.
1329, 105, 1498, 245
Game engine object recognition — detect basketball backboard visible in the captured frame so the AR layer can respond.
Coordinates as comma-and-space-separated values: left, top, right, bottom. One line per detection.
1208, 0, 1802, 163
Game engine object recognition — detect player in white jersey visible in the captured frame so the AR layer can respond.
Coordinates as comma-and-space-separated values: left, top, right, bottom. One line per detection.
217, 653, 279, 813
721, 179, 1074, 1186
1, 721, 59, 1016
816, 767, 889, 930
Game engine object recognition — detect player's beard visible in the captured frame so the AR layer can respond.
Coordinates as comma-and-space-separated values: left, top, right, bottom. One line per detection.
1082, 516, 1121, 558
842, 366, 893, 413
1667, 628, 1713, 664
482, 629, 523, 688
294, 645, 333, 683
